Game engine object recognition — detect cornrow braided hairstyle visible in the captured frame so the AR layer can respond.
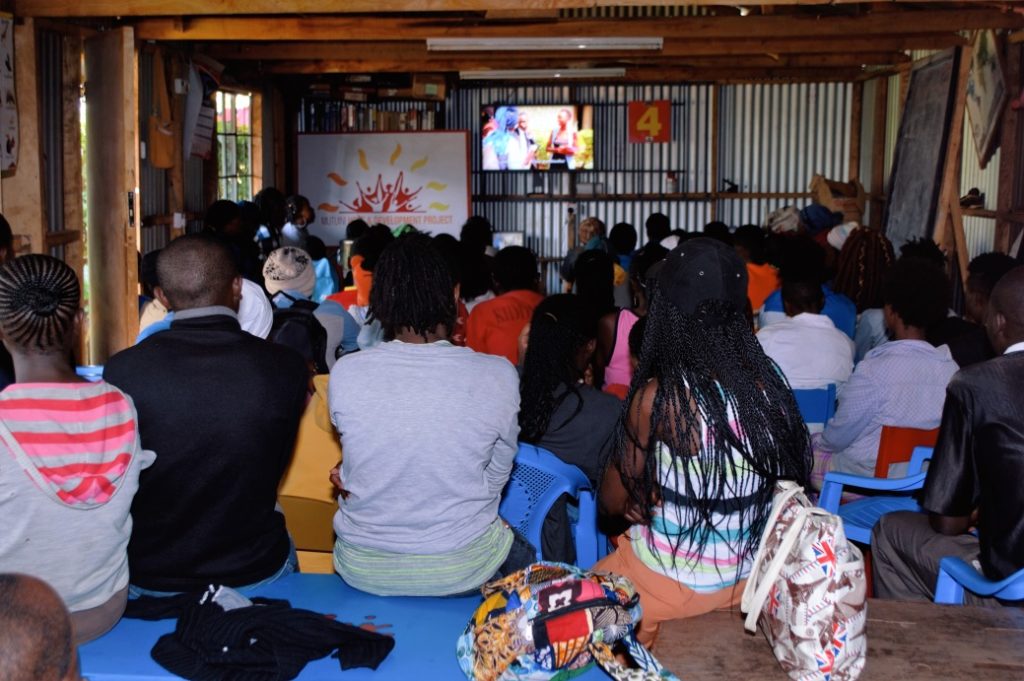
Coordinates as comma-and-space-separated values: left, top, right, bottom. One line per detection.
833, 227, 895, 313
613, 244, 811, 575
369, 233, 457, 341
0, 254, 80, 353
519, 294, 594, 443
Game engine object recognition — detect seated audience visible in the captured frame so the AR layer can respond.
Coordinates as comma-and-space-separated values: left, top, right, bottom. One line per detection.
702, 220, 733, 246
136, 277, 273, 344
605, 316, 647, 400
597, 238, 810, 647
0, 255, 150, 642
928, 252, 1018, 367
105, 234, 308, 596
307, 236, 341, 304
328, 234, 533, 596
872, 266, 1024, 603
597, 244, 665, 393
573, 249, 617, 324
432, 233, 470, 346
264, 246, 359, 371
757, 279, 854, 392
466, 245, 543, 365
815, 258, 959, 480
203, 199, 262, 284
639, 213, 671, 257
458, 216, 496, 312
519, 294, 622, 563
609, 221, 638, 273
280, 194, 314, 250
760, 235, 856, 338
0, 574, 81, 680
733, 223, 777, 312
831, 226, 895, 362
560, 216, 607, 289
254, 187, 287, 258
137, 249, 166, 335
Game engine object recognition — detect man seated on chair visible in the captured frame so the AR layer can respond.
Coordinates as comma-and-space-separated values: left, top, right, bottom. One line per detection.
872, 266, 1024, 604
105, 234, 309, 596
811, 257, 959, 486
328, 234, 535, 597
756, 278, 854, 393
466, 245, 544, 366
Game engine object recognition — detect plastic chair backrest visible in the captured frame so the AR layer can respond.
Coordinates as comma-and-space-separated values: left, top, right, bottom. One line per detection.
874, 425, 940, 478
277, 494, 337, 552
499, 443, 601, 568
934, 557, 1024, 604
792, 384, 837, 425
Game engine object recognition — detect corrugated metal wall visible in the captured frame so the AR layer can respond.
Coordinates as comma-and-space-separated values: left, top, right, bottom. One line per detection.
38, 31, 64, 259
139, 50, 169, 254
717, 82, 851, 226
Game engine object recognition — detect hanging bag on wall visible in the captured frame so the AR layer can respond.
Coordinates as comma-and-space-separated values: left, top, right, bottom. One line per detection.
148, 49, 175, 169
741, 481, 868, 681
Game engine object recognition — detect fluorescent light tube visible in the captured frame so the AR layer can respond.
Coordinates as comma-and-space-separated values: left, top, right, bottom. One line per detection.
430, 37, 662, 52
459, 68, 627, 80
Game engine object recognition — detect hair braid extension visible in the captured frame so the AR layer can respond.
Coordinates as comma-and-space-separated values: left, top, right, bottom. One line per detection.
833, 227, 894, 313
369, 233, 457, 341
0, 254, 80, 353
611, 292, 811, 574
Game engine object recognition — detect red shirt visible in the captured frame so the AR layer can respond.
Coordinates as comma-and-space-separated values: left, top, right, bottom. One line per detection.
466, 289, 544, 365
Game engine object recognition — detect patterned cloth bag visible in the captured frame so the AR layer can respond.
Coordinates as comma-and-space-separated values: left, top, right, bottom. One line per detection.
741, 481, 867, 681
457, 562, 679, 681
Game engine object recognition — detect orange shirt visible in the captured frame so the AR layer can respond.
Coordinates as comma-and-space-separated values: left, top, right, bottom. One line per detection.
746, 262, 779, 312
326, 286, 359, 310
466, 289, 544, 365
351, 255, 374, 307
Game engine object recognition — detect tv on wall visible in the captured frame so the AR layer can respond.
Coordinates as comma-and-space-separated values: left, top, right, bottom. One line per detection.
480, 104, 595, 171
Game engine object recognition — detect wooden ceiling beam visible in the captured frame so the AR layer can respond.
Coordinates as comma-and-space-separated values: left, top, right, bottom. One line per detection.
202, 36, 955, 62
133, 10, 1023, 41
14, 0, 982, 19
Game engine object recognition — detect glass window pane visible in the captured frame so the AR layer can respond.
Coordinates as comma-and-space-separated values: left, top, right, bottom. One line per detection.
215, 92, 226, 133
236, 94, 251, 135
225, 135, 237, 176
217, 135, 227, 178
237, 135, 250, 178
218, 178, 227, 199
224, 94, 235, 133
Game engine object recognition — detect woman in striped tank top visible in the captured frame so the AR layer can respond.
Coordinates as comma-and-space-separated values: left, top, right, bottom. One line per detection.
0, 255, 151, 644
596, 238, 811, 648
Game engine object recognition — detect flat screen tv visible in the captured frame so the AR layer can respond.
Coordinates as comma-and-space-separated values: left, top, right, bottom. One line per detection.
480, 104, 594, 171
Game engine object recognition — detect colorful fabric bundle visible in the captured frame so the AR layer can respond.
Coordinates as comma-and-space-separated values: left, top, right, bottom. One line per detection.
457, 562, 679, 681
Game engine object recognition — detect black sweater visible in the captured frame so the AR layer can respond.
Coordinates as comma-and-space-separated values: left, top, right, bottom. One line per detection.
106, 312, 309, 591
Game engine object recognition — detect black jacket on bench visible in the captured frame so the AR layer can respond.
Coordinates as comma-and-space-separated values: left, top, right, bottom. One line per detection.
106, 311, 308, 592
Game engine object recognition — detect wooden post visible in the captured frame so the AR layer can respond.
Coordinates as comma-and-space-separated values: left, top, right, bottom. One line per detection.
84, 26, 139, 361
168, 51, 186, 240
848, 80, 863, 182
62, 32, 85, 363
869, 76, 889, 228
996, 41, 1021, 255
933, 46, 973, 288
3, 18, 47, 254
709, 83, 719, 222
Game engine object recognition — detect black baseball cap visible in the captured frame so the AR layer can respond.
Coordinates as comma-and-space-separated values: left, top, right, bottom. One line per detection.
656, 237, 748, 315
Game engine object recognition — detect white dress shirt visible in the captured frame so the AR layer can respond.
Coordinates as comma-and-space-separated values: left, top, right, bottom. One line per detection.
757, 312, 856, 392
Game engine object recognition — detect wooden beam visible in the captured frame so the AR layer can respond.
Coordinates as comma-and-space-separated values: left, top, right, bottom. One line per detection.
2, 18, 47, 255
933, 46, 972, 287
14, 0, 987, 17
869, 76, 889, 229
849, 79, 863, 182
995, 40, 1021, 254
61, 33, 85, 296
133, 11, 1023, 42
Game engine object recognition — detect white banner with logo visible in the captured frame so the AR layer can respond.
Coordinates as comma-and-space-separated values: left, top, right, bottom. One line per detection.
298, 131, 470, 243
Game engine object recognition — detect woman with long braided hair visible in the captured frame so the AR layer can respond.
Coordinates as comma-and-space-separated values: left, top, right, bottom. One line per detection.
519, 294, 621, 562
596, 238, 811, 647
832, 226, 895, 361
0, 254, 151, 643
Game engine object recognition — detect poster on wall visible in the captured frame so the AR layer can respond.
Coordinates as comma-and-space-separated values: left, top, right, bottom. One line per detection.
0, 13, 18, 173
965, 30, 1006, 170
298, 131, 470, 242
627, 100, 671, 143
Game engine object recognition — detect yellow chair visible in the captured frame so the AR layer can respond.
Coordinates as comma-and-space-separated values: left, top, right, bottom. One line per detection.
278, 374, 342, 573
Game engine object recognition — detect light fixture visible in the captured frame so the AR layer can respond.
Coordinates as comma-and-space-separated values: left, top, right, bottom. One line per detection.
459, 68, 627, 80
738, 6, 751, 16
429, 37, 662, 52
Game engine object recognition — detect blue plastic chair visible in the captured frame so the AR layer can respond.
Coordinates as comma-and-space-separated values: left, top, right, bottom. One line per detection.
934, 557, 1024, 605
818, 446, 933, 544
499, 443, 602, 569
792, 384, 837, 425
75, 365, 104, 382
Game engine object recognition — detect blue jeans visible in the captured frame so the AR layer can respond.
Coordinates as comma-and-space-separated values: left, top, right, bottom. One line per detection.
128, 541, 299, 599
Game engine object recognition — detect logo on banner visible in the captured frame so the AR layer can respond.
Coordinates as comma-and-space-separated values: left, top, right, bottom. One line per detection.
317, 144, 451, 216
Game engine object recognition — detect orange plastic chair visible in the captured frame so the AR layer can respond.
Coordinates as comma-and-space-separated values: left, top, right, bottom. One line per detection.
873, 425, 940, 478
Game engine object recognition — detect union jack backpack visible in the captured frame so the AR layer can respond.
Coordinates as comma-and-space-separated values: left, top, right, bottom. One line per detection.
741, 481, 867, 681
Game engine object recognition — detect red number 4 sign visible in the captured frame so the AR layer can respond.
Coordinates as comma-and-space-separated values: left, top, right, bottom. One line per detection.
628, 100, 671, 143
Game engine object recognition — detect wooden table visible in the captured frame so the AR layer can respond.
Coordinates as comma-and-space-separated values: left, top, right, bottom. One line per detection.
655, 599, 1024, 680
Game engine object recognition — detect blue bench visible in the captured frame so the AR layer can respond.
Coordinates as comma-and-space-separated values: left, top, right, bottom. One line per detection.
79, 573, 610, 680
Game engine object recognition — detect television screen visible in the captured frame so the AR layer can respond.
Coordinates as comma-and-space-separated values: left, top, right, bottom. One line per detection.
480, 105, 594, 171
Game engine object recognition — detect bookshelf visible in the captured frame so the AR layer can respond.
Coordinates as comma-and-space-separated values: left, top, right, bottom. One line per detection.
296, 83, 444, 133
